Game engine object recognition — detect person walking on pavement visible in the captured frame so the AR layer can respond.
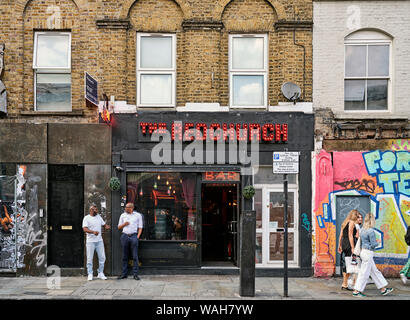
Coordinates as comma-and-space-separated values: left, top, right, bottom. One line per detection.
338, 209, 360, 290
118, 202, 143, 280
353, 213, 393, 297
399, 225, 410, 285
82, 205, 111, 281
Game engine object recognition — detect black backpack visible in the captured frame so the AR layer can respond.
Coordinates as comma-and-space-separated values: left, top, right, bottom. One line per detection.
405, 226, 410, 246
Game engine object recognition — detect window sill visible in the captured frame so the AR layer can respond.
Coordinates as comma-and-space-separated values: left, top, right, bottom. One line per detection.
20, 110, 84, 116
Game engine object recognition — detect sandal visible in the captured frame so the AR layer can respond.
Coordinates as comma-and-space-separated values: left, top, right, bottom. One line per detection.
341, 286, 353, 291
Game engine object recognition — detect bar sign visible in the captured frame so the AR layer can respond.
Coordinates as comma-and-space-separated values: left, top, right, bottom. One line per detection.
85, 72, 98, 106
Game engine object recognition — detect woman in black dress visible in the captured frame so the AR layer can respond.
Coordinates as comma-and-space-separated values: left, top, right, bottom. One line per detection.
337, 209, 360, 290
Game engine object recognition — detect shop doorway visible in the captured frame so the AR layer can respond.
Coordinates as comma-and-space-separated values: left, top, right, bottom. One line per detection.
201, 184, 238, 266
48, 165, 84, 268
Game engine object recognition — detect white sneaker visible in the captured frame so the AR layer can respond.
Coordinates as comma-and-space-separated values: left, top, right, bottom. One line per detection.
400, 273, 407, 285
97, 273, 107, 280
87, 274, 93, 281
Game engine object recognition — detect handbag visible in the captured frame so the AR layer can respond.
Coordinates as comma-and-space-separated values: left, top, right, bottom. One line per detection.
345, 256, 360, 274
353, 236, 361, 256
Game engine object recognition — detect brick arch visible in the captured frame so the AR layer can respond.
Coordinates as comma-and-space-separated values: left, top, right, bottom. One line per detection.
121, 0, 191, 19
17, 0, 83, 14
214, 0, 286, 21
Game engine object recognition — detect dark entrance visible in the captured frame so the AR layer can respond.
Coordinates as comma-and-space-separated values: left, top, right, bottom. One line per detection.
48, 165, 84, 268
201, 184, 238, 266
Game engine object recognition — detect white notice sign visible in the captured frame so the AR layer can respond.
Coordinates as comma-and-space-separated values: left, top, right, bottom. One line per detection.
273, 152, 299, 174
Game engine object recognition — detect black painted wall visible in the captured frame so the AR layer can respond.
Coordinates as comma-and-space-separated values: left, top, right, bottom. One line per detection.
111, 111, 314, 276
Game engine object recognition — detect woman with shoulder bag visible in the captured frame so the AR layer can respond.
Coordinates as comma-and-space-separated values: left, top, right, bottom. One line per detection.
352, 213, 393, 297
337, 209, 360, 290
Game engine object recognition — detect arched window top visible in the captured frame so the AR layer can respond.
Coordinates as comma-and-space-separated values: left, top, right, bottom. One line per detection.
345, 29, 392, 42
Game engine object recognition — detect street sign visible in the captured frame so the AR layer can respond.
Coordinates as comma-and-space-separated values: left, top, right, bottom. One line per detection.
273, 152, 299, 174
84, 72, 98, 106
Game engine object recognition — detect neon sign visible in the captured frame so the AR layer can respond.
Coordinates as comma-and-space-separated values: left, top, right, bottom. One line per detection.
203, 171, 240, 181
139, 122, 288, 142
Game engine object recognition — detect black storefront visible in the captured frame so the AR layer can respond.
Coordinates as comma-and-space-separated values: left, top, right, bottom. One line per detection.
111, 111, 314, 276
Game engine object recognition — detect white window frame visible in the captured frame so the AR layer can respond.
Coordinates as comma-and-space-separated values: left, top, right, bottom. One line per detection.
344, 35, 392, 113
229, 34, 268, 109
136, 33, 176, 108
33, 31, 72, 111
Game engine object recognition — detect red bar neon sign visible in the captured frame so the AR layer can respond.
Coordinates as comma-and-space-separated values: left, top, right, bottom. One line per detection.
139, 122, 288, 142
203, 171, 240, 181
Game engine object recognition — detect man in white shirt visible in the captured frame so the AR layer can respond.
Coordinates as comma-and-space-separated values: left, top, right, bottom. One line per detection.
118, 202, 143, 280
82, 205, 111, 281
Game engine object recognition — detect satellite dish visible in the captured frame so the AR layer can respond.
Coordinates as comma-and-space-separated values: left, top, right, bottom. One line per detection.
281, 82, 301, 104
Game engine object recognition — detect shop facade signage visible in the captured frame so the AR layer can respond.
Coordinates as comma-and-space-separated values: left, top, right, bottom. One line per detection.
203, 171, 240, 182
139, 122, 288, 143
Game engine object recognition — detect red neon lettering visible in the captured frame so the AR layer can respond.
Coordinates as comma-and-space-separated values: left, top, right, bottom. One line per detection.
205, 172, 214, 180
209, 123, 221, 141
236, 124, 248, 141
172, 122, 182, 141
275, 124, 288, 142
184, 123, 195, 141
196, 123, 207, 141
223, 123, 236, 142
262, 123, 274, 141
249, 123, 261, 141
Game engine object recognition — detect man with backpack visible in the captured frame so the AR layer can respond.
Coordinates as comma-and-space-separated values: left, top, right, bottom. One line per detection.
400, 226, 410, 285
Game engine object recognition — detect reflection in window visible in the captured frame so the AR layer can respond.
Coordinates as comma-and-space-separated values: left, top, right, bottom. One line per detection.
344, 38, 390, 111
256, 233, 263, 264
33, 32, 71, 112
127, 172, 198, 241
269, 232, 294, 261
137, 33, 176, 107
229, 34, 267, 108
269, 192, 294, 228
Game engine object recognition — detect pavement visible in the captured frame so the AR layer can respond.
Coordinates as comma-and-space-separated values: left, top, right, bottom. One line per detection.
0, 274, 409, 300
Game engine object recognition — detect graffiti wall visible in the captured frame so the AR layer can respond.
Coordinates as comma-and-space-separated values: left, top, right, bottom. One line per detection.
0, 165, 47, 275
314, 139, 410, 277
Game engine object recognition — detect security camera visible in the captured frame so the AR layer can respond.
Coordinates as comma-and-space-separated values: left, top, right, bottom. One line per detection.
115, 166, 124, 172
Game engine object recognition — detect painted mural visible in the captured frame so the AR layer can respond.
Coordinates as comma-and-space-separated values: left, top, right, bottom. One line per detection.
314, 139, 410, 277
0, 165, 46, 273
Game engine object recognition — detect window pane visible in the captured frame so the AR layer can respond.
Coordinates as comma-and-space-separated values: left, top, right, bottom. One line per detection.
367, 79, 388, 110
344, 79, 365, 110
140, 37, 173, 69
269, 192, 294, 228
233, 75, 264, 106
269, 232, 294, 261
36, 34, 70, 68
232, 37, 264, 69
140, 74, 172, 105
36, 74, 71, 111
345, 45, 366, 77
256, 233, 263, 264
254, 189, 262, 229
127, 172, 198, 241
368, 45, 389, 77
254, 167, 296, 184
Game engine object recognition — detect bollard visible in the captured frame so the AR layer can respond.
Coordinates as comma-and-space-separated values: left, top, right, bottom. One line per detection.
240, 210, 256, 297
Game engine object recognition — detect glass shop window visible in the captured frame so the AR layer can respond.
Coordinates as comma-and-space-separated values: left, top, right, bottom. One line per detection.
33, 32, 72, 111
127, 172, 198, 241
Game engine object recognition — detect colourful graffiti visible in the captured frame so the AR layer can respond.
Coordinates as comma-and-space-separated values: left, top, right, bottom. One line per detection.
314, 141, 410, 277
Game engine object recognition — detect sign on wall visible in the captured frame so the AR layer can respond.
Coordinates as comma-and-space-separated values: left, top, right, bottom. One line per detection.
273, 152, 299, 174
84, 72, 98, 107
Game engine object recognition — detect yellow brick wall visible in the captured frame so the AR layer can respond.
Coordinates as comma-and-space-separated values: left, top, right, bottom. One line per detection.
0, 0, 312, 123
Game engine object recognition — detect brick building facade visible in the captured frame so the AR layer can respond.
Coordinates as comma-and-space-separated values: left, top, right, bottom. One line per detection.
0, 0, 314, 277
